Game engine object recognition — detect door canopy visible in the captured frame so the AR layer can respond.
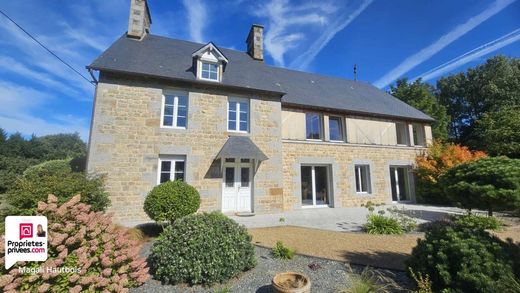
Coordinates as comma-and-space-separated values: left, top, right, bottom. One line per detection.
215, 136, 268, 161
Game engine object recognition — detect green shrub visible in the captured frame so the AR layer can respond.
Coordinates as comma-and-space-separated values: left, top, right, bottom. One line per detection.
148, 212, 256, 285
7, 171, 109, 216
22, 159, 72, 178
144, 180, 200, 223
272, 241, 296, 260
364, 214, 404, 235
0, 194, 149, 292
406, 224, 519, 293
387, 206, 417, 232
440, 157, 520, 216
452, 214, 504, 231
0, 155, 38, 193
340, 266, 400, 293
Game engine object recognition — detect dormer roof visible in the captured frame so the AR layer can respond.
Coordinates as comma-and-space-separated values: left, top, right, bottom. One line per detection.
192, 42, 228, 64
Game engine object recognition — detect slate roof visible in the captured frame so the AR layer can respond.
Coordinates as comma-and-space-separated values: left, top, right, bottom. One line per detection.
88, 34, 434, 122
215, 136, 269, 161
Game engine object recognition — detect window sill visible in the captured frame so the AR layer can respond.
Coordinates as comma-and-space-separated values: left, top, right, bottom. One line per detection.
227, 130, 249, 135
160, 126, 187, 130
198, 77, 220, 82
356, 192, 373, 196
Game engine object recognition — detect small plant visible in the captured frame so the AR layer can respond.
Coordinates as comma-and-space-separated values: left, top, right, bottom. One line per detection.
387, 206, 417, 232
341, 266, 400, 293
409, 268, 433, 293
364, 214, 404, 235
148, 212, 256, 285
214, 286, 231, 293
144, 180, 200, 223
272, 241, 296, 260
452, 213, 504, 231
279, 217, 286, 223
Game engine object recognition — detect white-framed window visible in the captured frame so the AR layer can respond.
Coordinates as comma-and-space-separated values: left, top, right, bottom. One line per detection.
412, 124, 426, 146
306, 112, 322, 140
227, 98, 249, 132
158, 155, 186, 184
161, 92, 188, 128
396, 122, 409, 145
201, 62, 219, 81
355, 165, 371, 194
329, 116, 344, 141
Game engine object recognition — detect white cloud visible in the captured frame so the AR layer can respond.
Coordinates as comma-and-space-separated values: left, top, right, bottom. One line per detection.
255, 0, 336, 66
0, 57, 82, 97
373, 0, 517, 88
289, 0, 373, 70
0, 81, 89, 139
412, 28, 520, 82
182, 0, 207, 43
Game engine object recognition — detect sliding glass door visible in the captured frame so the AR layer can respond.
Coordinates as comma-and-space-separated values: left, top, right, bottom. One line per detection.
301, 165, 330, 207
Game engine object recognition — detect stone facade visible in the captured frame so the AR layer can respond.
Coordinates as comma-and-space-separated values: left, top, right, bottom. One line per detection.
281, 141, 425, 210
88, 73, 430, 225
87, 74, 283, 225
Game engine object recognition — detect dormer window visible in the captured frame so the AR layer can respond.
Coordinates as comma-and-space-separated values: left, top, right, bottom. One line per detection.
201, 62, 218, 81
192, 42, 228, 82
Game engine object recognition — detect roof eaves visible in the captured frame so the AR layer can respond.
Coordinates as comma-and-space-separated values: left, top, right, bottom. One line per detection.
281, 102, 435, 123
89, 67, 286, 97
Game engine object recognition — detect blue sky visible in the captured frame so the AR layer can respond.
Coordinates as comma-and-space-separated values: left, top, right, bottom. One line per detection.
0, 0, 519, 140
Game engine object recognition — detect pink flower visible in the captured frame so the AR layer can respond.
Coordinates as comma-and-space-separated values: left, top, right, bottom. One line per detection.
47, 194, 58, 203
37, 283, 50, 293
69, 274, 80, 283
69, 285, 82, 293
0, 275, 14, 287
102, 268, 112, 277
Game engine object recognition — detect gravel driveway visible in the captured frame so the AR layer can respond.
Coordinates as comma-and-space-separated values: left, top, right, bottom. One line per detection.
131, 242, 410, 293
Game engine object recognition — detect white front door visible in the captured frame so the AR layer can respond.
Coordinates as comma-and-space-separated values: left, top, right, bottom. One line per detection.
222, 160, 252, 213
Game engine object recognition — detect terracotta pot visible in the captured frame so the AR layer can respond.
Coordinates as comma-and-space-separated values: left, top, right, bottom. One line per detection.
272, 272, 311, 293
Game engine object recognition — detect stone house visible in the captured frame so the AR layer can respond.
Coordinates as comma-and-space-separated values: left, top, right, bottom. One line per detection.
87, 0, 434, 225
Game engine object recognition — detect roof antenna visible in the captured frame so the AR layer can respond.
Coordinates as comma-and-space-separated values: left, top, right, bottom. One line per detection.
353, 64, 358, 81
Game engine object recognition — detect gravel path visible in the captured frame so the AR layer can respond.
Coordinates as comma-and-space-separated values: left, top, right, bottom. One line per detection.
131, 242, 411, 293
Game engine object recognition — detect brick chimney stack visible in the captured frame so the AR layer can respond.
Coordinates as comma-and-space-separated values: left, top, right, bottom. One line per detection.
127, 0, 152, 39
246, 24, 264, 61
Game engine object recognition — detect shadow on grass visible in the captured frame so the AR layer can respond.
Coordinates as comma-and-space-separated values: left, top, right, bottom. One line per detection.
340, 250, 411, 271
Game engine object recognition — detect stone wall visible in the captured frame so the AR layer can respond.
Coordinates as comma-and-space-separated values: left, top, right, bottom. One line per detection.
281, 140, 425, 210
87, 75, 283, 225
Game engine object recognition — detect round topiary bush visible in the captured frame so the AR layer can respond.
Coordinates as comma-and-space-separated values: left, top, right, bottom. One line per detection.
406, 223, 519, 293
144, 180, 200, 223
148, 212, 256, 285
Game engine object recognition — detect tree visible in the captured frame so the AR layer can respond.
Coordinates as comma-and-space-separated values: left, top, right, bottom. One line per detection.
38, 133, 86, 160
437, 55, 520, 143
440, 157, 520, 216
415, 141, 486, 204
390, 78, 449, 140
467, 106, 520, 158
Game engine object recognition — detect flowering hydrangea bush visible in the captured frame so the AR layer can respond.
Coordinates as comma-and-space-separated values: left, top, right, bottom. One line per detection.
0, 194, 149, 292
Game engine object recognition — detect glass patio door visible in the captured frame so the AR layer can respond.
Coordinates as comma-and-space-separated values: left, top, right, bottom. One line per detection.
390, 166, 410, 202
301, 165, 329, 207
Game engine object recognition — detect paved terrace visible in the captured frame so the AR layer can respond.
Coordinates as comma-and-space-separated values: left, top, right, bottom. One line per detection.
230, 204, 467, 232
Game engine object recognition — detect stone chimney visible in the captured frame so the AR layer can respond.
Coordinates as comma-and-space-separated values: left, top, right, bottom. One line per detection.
127, 0, 152, 39
246, 24, 264, 61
